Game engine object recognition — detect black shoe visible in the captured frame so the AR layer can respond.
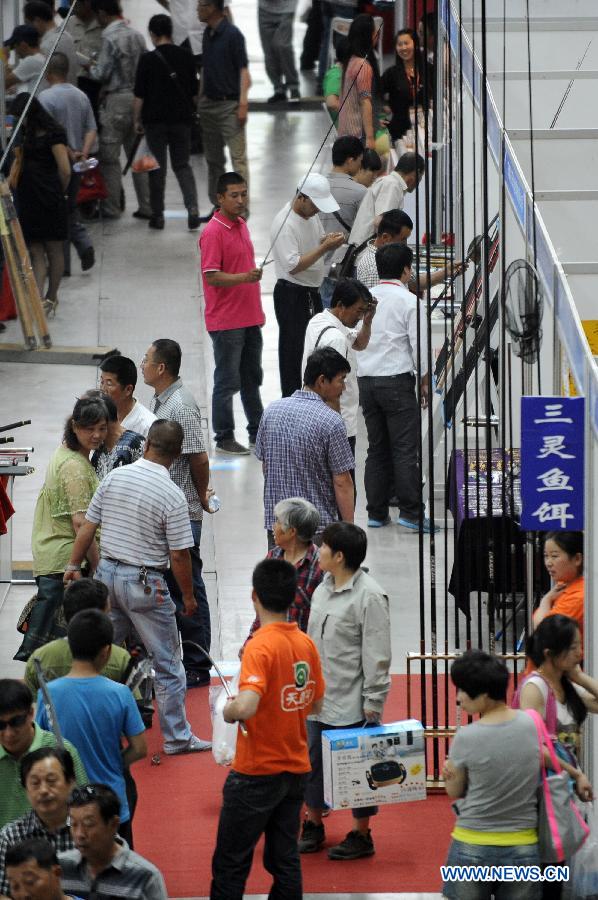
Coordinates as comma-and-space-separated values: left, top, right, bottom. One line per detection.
81, 246, 95, 271
216, 439, 250, 456
198, 207, 217, 224
289, 88, 301, 102
148, 215, 165, 230
328, 829, 375, 860
188, 212, 200, 230
298, 819, 325, 854
133, 209, 152, 220
267, 92, 286, 104
186, 671, 211, 688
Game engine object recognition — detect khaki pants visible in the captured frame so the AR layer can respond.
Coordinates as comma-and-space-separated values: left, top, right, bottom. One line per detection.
197, 98, 248, 207
99, 91, 151, 218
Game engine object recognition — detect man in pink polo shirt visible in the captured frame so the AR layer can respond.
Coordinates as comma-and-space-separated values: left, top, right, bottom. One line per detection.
199, 171, 265, 455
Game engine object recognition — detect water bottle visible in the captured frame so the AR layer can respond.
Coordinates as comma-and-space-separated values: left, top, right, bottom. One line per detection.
73, 157, 99, 174
209, 495, 221, 513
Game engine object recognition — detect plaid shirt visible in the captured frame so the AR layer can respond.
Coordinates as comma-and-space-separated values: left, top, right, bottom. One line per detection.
150, 378, 206, 521
355, 241, 379, 289
248, 544, 322, 639
0, 809, 74, 895
255, 391, 355, 531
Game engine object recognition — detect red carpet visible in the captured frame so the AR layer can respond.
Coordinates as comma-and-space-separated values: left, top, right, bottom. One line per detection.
133, 675, 454, 897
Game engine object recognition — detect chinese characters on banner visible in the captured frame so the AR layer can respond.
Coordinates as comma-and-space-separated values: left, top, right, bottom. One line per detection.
520, 397, 584, 531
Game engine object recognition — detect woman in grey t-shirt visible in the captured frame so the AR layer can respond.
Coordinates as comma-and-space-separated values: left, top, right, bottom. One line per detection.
442, 650, 542, 900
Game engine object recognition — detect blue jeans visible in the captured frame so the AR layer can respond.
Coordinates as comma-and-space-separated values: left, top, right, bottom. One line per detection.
164, 520, 212, 678
209, 326, 264, 444
442, 839, 542, 900
95, 558, 193, 752
211, 770, 305, 900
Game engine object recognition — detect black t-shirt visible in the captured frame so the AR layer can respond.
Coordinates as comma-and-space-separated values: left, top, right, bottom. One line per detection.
134, 44, 198, 124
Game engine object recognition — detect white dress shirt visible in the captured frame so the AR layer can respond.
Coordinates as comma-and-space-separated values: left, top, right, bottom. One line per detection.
270, 203, 326, 287
348, 172, 407, 247
356, 279, 428, 377
302, 309, 359, 438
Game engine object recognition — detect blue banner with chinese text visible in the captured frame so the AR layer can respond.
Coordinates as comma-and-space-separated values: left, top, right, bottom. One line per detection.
520, 397, 584, 530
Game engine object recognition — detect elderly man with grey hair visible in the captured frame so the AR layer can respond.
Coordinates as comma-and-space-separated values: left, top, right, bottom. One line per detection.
243, 498, 322, 647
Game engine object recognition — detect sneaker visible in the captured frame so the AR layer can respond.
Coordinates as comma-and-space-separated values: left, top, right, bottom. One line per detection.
81, 246, 95, 272
289, 88, 301, 102
186, 671, 210, 688
164, 734, 212, 755
187, 212, 201, 230
328, 829, 375, 860
148, 215, 165, 230
298, 819, 325, 854
216, 439, 250, 455
367, 516, 391, 528
267, 91, 286, 104
397, 516, 440, 534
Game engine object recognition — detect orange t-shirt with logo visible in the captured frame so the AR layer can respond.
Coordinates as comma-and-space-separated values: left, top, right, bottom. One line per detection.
546, 575, 584, 647
232, 621, 325, 776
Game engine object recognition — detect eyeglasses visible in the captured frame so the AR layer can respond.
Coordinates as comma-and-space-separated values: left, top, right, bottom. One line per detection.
0, 712, 29, 731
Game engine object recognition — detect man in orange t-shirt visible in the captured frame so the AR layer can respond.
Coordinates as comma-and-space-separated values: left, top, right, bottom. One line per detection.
210, 558, 325, 900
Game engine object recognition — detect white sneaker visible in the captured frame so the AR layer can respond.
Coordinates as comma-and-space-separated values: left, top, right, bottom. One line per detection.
164, 735, 212, 755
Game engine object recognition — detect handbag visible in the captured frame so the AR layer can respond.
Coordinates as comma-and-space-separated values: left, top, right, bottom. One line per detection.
16, 594, 38, 634
525, 708, 589, 863
565, 803, 598, 899
76, 167, 108, 204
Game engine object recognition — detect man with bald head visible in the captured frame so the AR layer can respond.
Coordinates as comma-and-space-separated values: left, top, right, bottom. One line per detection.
64, 419, 211, 755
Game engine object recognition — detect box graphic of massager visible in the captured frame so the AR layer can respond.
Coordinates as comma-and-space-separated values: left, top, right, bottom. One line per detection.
322, 719, 426, 810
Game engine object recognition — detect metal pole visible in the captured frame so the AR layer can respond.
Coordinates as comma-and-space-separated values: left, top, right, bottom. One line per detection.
432, 3, 445, 244
0, 0, 6, 153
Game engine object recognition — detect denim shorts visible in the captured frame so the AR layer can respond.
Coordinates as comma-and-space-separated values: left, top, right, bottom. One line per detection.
442, 839, 542, 900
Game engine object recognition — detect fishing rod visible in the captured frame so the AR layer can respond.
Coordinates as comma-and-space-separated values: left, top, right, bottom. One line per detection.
260, 21, 384, 269
183, 641, 247, 737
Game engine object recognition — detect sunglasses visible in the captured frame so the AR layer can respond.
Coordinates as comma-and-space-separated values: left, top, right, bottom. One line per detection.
0, 712, 29, 731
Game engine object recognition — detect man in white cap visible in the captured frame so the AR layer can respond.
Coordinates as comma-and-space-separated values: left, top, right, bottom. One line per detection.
270, 174, 345, 397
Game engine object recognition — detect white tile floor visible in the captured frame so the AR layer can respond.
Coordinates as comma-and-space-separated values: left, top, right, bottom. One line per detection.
0, 4, 455, 896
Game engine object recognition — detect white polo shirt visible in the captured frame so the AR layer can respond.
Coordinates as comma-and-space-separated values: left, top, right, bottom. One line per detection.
121, 399, 157, 439
356, 279, 428, 377
349, 172, 408, 247
270, 203, 326, 288
302, 309, 359, 438
85, 458, 193, 568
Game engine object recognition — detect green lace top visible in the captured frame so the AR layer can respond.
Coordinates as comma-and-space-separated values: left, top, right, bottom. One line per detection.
32, 447, 98, 576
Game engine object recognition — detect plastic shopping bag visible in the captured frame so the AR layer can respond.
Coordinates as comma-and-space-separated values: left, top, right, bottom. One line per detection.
131, 138, 160, 173
209, 672, 239, 766
565, 804, 598, 899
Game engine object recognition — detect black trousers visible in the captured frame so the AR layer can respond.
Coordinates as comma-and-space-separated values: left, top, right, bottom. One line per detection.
273, 279, 322, 397
358, 373, 423, 523
211, 770, 305, 900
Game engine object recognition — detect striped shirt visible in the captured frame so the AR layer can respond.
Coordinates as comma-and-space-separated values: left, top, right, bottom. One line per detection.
0, 810, 73, 895
150, 379, 206, 522
0, 724, 88, 829
255, 391, 355, 531
85, 458, 194, 568
59, 838, 167, 900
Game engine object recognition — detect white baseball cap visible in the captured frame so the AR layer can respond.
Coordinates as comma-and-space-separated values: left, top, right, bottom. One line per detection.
297, 173, 340, 214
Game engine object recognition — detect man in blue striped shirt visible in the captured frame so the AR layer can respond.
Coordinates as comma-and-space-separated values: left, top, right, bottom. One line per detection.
64, 420, 211, 756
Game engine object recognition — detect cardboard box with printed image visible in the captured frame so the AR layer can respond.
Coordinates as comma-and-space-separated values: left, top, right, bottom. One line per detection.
322, 719, 426, 810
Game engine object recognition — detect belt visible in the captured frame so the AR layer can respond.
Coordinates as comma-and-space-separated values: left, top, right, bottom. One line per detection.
103, 558, 167, 575
278, 280, 320, 292
204, 94, 239, 102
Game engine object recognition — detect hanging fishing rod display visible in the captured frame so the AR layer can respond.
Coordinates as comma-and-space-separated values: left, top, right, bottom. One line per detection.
407, 0, 554, 789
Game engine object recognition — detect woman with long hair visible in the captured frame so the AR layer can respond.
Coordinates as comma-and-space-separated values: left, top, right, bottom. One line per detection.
519, 615, 598, 898
382, 28, 433, 156
14, 397, 109, 661
337, 14, 382, 148
534, 531, 584, 643
8, 93, 70, 317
